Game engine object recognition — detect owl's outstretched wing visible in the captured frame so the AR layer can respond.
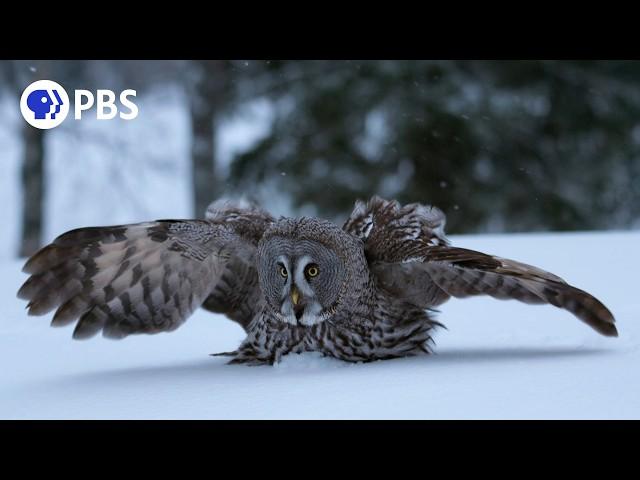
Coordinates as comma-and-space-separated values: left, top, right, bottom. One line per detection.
344, 196, 617, 337
17, 201, 273, 339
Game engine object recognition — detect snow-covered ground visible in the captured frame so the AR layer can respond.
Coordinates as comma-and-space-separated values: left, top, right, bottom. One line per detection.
1, 230, 637, 419
1, 84, 637, 419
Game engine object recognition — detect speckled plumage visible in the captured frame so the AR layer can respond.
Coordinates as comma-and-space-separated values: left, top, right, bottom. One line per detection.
17, 196, 617, 365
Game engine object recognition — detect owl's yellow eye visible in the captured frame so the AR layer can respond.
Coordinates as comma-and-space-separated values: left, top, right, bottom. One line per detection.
306, 264, 319, 278
279, 266, 288, 278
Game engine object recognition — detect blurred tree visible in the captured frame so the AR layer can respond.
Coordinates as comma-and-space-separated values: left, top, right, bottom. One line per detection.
230, 60, 640, 233
3, 59, 639, 261
20, 111, 46, 257
186, 60, 232, 217
2, 60, 53, 257
0, 60, 187, 256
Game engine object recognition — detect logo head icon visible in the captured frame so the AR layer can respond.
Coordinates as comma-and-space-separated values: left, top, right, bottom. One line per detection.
20, 80, 70, 129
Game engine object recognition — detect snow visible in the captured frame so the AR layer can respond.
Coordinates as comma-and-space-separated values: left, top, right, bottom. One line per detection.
1, 230, 637, 419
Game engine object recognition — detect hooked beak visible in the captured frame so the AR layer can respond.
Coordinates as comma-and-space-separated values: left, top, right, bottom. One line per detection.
291, 285, 301, 306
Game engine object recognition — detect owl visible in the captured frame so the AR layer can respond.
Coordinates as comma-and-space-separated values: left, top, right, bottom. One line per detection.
17, 197, 616, 365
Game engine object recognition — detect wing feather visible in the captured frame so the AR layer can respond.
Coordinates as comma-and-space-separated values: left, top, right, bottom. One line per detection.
18, 221, 229, 339
346, 197, 617, 337
18, 200, 274, 339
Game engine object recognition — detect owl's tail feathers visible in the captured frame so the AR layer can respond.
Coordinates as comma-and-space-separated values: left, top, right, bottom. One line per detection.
423, 247, 617, 337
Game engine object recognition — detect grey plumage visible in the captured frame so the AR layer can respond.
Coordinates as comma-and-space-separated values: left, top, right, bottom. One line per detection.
17, 196, 617, 365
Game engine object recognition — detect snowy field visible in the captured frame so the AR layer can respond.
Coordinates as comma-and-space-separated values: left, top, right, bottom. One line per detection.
1, 230, 637, 419
1, 88, 637, 419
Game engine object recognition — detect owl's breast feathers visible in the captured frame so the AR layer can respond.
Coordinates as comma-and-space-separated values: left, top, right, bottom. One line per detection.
228, 302, 439, 364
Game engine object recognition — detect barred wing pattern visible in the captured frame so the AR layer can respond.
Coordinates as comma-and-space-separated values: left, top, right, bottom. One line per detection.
344, 197, 617, 337
18, 203, 273, 340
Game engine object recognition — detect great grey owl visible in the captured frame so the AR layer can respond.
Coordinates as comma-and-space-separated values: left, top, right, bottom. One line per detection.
17, 197, 617, 365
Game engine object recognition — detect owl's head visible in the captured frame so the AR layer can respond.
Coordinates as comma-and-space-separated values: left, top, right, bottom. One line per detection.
257, 217, 367, 326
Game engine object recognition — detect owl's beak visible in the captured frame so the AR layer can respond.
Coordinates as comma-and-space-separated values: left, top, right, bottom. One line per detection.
291, 285, 301, 306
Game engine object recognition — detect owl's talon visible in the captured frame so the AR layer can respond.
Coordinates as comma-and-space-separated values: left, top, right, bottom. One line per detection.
227, 356, 271, 366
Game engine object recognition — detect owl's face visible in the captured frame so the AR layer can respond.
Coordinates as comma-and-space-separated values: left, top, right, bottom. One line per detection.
258, 236, 347, 326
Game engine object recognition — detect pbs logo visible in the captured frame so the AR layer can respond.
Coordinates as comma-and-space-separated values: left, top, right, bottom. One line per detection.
20, 80, 70, 129
20, 80, 138, 130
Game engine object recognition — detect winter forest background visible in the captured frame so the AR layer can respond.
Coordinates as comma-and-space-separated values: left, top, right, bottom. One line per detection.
1, 60, 639, 259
